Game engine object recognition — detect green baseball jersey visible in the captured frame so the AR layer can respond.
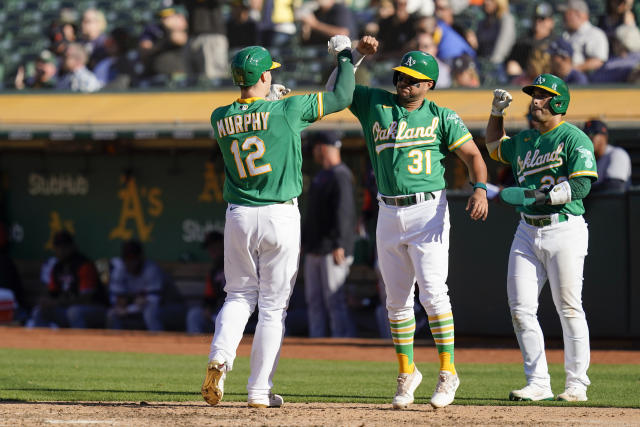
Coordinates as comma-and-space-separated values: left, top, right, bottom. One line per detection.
349, 85, 473, 196
211, 93, 326, 206
496, 121, 598, 215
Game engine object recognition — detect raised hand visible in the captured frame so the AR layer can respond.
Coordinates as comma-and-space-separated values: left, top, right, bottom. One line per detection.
491, 89, 513, 116
328, 35, 352, 56
356, 36, 379, 55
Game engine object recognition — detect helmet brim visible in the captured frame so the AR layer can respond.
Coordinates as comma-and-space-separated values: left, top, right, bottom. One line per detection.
392, 66, 432, 81
523, 84, 561, 97
270, 61, 281, 70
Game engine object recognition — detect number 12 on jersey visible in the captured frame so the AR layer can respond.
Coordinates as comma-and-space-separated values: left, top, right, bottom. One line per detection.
230, 136, 272, 179
408, 149, 432, 175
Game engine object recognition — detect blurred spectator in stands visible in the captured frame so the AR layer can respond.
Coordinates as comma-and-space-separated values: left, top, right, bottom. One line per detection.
451, 53, 480, 87
299, 0, 356, 46
258, 0, 298, 47
0, 222, 29, 324
362, 0, 395, 37
29, 230, 107, 329
14, 50, 59, 90
476, 0, 515, 83
583, 119, 632, 193
56, 43, 103, 92
80, 8, 109, 70
107, 239, 185, 332
413, 14, 476, 65
560, 0, 609, 73
510, 47, 551, 86
302, 131, 357, 338
93, 28, 138, 89
506, 2, 556, 80
48, 8, 78, 57
412, 32, 452, 88
548, 38, 588, 85
139, 6, 189, 86
375, 0, 418, 56
435, 0, 477, 51
227, 0, 259, 48
179, 0, 229, 82
598, 0, 638, 45
591, 24, 640, 83
407, 0, 434, 17
186, 231, 225, 334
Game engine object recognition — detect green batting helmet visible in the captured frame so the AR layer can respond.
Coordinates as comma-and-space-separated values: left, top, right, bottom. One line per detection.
392, 51, 439, 88
231, 46, 281, 87
522, 73, 570, 114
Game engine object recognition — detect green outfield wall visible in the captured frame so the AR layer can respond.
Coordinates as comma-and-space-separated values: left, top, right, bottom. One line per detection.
0, 147, 637, 338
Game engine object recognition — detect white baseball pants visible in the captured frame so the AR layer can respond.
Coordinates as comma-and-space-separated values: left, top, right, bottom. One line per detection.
375, 190, 452, 321
208, 201, 300, 401
508, 214, 591, 391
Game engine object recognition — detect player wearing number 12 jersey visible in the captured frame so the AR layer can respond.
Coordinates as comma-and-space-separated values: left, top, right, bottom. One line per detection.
335, 38, 488, 410
201, 44, 355, 408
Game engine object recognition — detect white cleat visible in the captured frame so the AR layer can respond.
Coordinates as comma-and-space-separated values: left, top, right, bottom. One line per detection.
248, 392, 284, 408
557, 387, 588, 402
430, 370, 460, 408
392, 367, 423, 409
509, 383, 554, 401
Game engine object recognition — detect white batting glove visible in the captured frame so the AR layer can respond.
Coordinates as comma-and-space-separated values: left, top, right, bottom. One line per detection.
328, 35, 352, 56
491, 89, 513, 116
265, 84, 291, 101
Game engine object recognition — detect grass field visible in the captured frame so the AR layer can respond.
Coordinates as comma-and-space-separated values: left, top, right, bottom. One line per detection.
1, 348, 639, 408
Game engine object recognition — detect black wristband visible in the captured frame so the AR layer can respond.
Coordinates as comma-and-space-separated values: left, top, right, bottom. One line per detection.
337, 49, 353, 63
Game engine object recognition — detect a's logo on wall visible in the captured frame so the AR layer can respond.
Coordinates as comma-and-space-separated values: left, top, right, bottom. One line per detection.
198, 160, 224, 203
44, 211, 74, 250
109, 175, 163, 242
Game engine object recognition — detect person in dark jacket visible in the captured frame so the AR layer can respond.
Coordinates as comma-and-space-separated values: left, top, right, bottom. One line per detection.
302, 130, 357, 337
29, 230, 106, 328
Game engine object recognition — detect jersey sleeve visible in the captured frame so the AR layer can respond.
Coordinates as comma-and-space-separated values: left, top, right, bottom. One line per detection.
440, 107, 473, 151
348, 85, 370, 119
566, 133, 599, 181
496, 136, 516, 165
284, 93, 325, 124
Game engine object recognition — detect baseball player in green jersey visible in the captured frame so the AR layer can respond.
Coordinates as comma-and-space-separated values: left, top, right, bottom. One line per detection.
485, 74, 598, 402
328, 36, 489, 409
200, 42, 355, 408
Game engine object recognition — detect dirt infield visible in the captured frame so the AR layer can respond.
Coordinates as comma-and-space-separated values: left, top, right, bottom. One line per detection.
1, 327, 640, 426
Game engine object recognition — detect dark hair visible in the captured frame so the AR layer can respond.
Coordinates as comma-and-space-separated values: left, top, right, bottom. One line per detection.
121, 239, 143, 258
202, 231, 224, 248
53, 230, 74, 247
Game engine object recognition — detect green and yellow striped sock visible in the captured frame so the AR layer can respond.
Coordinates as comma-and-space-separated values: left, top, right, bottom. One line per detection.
429, 312, 456, 375
390, 317, 416, 374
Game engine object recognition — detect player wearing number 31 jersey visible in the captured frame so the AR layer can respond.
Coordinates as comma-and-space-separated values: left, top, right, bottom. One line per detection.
486, 73, 597, 403
201, 44, 355, 408
331, 36, 488, 410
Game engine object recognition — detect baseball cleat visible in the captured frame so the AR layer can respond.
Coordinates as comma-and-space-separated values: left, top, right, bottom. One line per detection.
248, 392, 284, 408
430, 370, 460, 408
509, 384, 554, 401
392, 366, 422, 409
556, 387, 588, 402
201, 360, 226, 406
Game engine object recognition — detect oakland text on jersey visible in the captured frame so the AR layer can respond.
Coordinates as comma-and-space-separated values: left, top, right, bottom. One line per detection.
373, 117, 439, 152
515, 142, 564, 178
216, 112, 271, 138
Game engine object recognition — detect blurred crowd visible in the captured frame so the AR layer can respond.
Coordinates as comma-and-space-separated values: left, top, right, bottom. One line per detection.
6, 0, 640, 92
